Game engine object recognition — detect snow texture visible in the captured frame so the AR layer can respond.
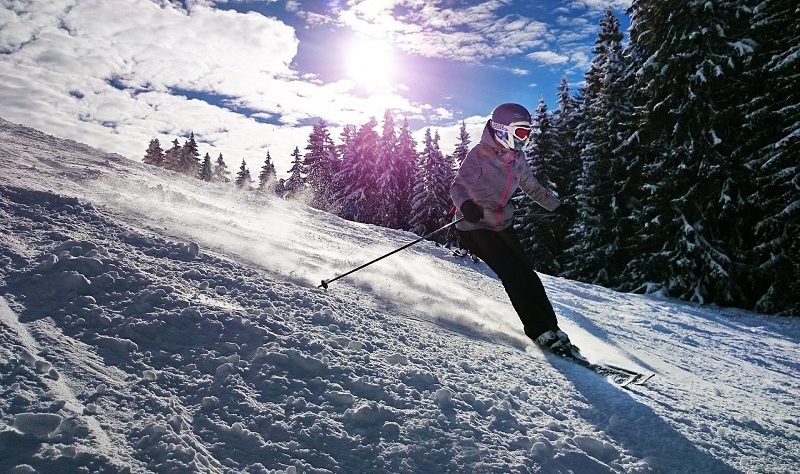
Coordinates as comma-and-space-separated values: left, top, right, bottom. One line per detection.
0, 117, 798, 473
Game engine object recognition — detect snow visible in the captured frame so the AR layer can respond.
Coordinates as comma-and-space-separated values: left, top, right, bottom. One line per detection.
0, 117, 799, 472
13, 413, 63, 438
709, 129, 722, 146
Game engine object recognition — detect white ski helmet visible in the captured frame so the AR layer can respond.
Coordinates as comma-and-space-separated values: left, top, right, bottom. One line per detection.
490, 103, 532, 151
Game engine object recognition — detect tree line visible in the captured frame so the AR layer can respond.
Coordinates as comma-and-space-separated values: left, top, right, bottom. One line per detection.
141, 114, 466, 238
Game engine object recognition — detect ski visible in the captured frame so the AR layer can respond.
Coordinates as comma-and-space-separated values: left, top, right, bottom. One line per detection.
547, 346, 655, 388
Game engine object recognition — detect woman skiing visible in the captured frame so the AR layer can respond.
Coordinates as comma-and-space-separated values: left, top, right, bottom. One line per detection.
450, 103, 572, 353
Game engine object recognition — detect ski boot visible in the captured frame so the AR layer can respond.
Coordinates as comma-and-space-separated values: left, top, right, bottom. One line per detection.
535, 329, 578, 356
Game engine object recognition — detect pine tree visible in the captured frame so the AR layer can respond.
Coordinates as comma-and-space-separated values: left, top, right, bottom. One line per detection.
529, 98, 560, 192
395, 118, 419, 230
410, 129, 451, 237
178, 132, 201, 176
143, 138, 164, 166
622, 0, 752, 306
610, 2, 655, 294
515, 97, 563, 275
551, 77, 584, 273
197, 152, 213, 181
213, 153, 231, 183
235, 158, 253, 189
409, 131, 434, 236
284, 146, 306, 197
453, 121, 470, 168
332, 118, 380, 224
331, 125, 358, 219
565, 8, 633, 286
739, 0, 800, 314
258, 151, 277, 192
375, 110, 401, 228
163, 139, 183, 172
552, 77, 583, 205
431, 131, 454, 222
304, 120, 339, 209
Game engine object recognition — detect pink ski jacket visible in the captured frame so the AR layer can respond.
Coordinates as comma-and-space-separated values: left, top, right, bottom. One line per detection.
450, 122, 560, 232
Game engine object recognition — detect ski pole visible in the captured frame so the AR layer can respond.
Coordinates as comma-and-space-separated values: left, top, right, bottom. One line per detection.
319, 217, 465, 289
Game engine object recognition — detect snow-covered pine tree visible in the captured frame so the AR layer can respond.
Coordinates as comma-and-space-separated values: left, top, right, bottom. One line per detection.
565, 8, 632, 286
515, 97, 563, 275
178, 132, 201, 177
304, 119, 338, 210
197, 152, 213, 181
453, 121, 470, 168
610, 3, 657, 295
162, 139, 183, 172
395, 118, 419, 230
410, 129, 449, 238
551, 77, 583, 272
375, 110, 401, 228
431, 131, 454, 223
529, 98, 560, 193
738, 0, 800, 314
258, 151, 277, 193
552, 76, 582, 205
143, 138, 164, 166
353, 118, 381, 224
235, 158, 253, 189
622, 0, 752, 306
213, 153, 231, 183
284, 146, 307, 198
332, 118, 380, 224
331, 125, 358, 218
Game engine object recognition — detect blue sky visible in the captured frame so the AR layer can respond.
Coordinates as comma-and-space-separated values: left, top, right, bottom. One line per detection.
0, 0, 630, 176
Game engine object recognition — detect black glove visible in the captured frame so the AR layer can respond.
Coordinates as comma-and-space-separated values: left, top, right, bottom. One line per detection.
460, 200, 484, 223
557, 203, 576, 218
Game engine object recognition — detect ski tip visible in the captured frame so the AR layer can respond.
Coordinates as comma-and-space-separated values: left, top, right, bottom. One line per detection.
635, 373, 656, 385
620, 372, 655, 388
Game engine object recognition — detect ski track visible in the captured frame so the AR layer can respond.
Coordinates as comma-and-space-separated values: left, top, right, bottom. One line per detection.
0, 117, 798, 473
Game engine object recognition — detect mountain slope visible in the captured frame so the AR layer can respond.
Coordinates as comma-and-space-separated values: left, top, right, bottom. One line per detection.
0, 118, 798, 473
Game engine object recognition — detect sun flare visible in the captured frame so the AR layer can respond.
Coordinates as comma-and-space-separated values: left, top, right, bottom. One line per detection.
346, 39, 395, 89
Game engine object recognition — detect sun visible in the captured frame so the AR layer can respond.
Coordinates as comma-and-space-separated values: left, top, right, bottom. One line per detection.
346, 39, 396, 90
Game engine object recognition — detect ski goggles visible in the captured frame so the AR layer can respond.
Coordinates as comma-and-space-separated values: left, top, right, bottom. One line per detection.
491, 120, 532, 141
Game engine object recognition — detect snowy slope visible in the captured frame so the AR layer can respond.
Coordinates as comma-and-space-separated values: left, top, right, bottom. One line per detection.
0, 117, 798, 473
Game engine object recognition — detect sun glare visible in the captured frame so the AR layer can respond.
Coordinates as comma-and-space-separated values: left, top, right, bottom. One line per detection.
346, 39, 395, 90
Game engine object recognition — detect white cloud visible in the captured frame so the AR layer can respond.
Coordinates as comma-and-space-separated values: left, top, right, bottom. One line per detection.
296, 10, 335, 26
337, 0, 551, 62
527, 51, 570, 65
0, 0, 438, 176
570, 50, 590, 69
566, 0, 632, 12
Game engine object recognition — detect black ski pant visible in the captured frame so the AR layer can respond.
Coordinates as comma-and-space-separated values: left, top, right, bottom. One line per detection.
457, 226, 558, 340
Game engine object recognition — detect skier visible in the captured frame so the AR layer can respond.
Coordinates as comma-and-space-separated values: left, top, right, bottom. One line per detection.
450, 103, 571, 353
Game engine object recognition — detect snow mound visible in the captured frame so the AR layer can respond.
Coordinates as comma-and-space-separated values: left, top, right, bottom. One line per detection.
12, 413, 62, 438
